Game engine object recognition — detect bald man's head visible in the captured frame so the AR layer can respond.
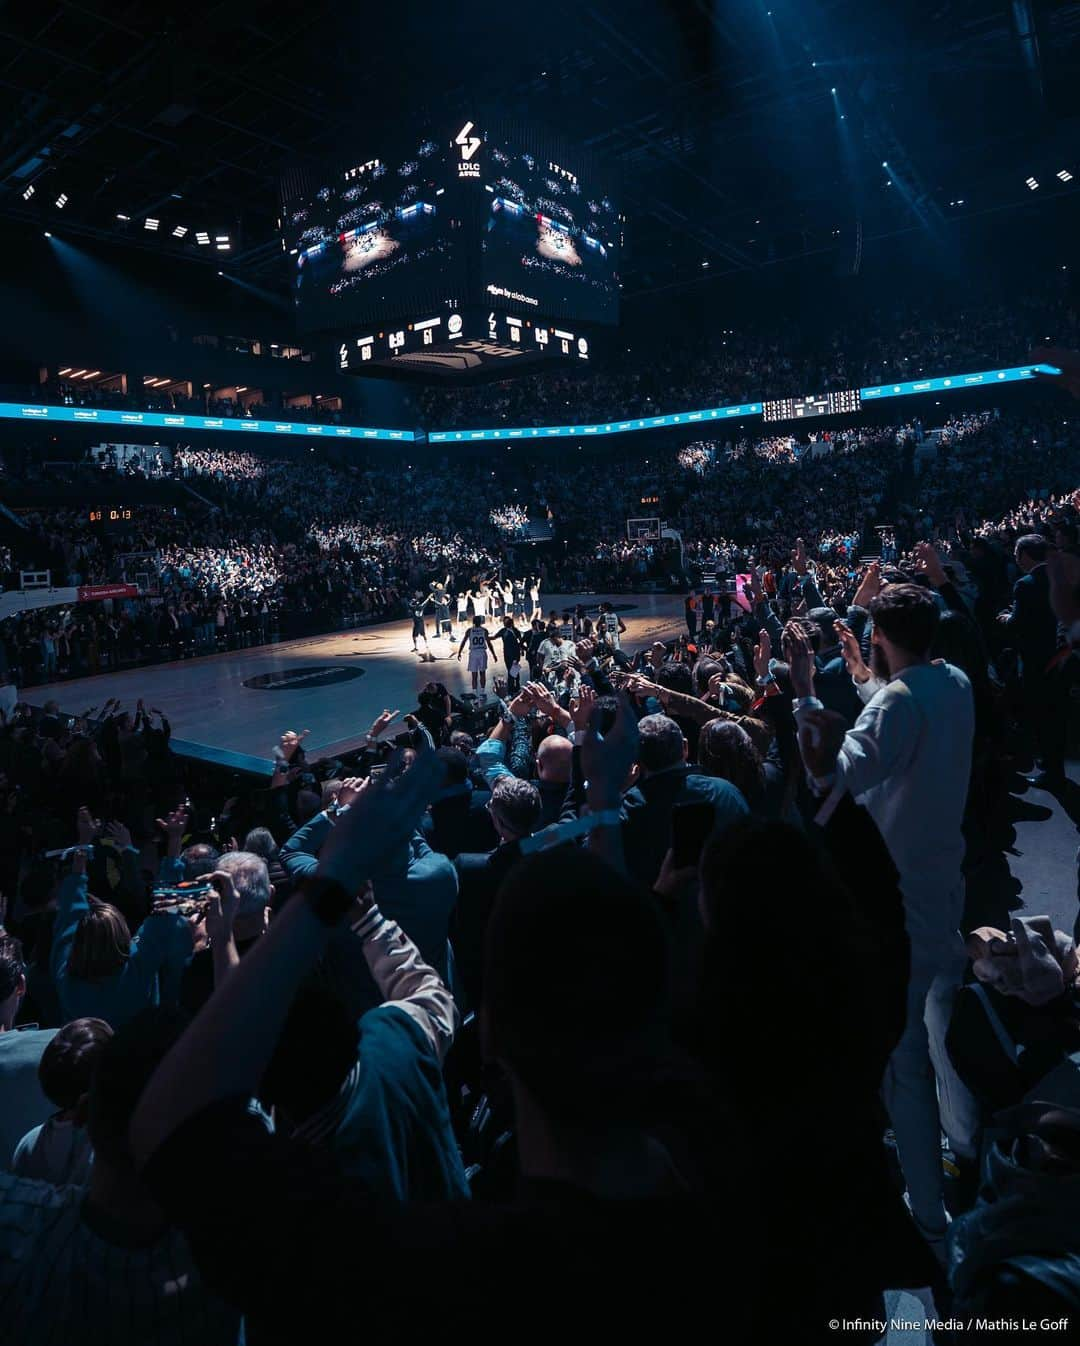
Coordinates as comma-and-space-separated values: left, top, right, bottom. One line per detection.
536, 734, 573, 785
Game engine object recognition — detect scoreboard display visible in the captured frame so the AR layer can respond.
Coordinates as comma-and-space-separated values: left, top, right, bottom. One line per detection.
762, 388, 861, 423
89, 506, 134, 528
336, 309, 590, 380
281, 118, 620, 341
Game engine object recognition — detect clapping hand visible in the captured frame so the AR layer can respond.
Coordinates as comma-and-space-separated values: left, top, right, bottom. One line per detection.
104, 820, 133, 850
525, 681, 557, 714
852, 561, 882, 609
204, 869, 240, 943
315, 749, 446, 896
834, 619, 871, 684
155, 808, 188, 854
507, 688, 534, 717
569, 684, 597, 731
335, 776, 367, 809
752, 627, 771, 680
913, 541, 947, 588
786, 627, 816, 700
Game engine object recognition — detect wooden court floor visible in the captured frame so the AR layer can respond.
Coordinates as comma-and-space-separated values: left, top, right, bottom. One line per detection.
26, 593, 687, 769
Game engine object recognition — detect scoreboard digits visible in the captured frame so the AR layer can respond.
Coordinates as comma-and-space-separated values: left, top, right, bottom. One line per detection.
89, 507, 133, 525
762, 388, 861, 423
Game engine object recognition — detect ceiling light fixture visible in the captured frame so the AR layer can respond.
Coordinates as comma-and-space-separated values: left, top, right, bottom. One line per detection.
145, 217, 159, 230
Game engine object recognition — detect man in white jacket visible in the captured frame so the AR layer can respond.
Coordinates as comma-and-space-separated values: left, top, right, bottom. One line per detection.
789, 583, 979, 1251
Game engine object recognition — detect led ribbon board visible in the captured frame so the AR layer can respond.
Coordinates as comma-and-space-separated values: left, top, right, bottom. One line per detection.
0, 403, 417, 440
0, 363, 1059, 442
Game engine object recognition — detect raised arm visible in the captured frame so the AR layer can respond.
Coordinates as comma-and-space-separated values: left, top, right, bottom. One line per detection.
131, 750, 446, 1171
351, 903, 457, 1064
50, 855, 90, 987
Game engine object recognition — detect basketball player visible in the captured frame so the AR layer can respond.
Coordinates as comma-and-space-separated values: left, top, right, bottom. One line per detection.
497, 578, 515, 620
456, 591, 469, 629
430, 578, 452, 639
494, 612, 523, 692
598, 601, 627, 652
528, 575, 541, 621
457, 615, 498, 694
410, 591, 432, 657
471, 584, 491, 623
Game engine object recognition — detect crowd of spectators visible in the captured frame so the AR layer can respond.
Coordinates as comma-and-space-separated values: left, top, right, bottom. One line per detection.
417, 285, 1079, 430
5, 395, 1080, 689
3, 356, 1080, 1334
489, 503, 530, 536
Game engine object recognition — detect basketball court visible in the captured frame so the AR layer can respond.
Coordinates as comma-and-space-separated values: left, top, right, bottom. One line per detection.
23, 593, 687, 772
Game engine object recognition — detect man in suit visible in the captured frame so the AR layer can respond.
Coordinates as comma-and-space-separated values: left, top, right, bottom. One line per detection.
1000, 534, 1063, 786
452, 777, 541, 1010
621, 714, 748, 889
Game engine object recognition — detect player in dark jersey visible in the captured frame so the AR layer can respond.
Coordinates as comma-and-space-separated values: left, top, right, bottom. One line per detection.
411, 592, 432, 657
456, 615, 498, 695
494, 614, 523, 692
598, 601, 627, 652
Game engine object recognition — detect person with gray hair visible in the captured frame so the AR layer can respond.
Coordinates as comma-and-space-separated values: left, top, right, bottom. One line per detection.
621, 713, 748, 888
179, 851, 273, 1015
452, 775, 543, 1009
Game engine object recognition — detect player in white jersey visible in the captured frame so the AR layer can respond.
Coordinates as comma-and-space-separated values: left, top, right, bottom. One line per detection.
598, 601, 627, 651
457, 615, 498, 694
471, 585, 491, 620
456, 591, 469, 626
528, 576, 541, 620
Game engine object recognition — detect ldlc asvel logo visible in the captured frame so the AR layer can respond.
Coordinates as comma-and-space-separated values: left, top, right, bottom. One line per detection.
455, 121, 481, 177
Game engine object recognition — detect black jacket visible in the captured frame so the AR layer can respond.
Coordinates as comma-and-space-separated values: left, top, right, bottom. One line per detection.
1003, 564, 1058, 680
451, 841, 523, 1009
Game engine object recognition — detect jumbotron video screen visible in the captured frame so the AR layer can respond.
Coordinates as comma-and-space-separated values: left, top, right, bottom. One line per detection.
280, 118, 621, 334
280, 136, 460, 333
480, 125, 620, 325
